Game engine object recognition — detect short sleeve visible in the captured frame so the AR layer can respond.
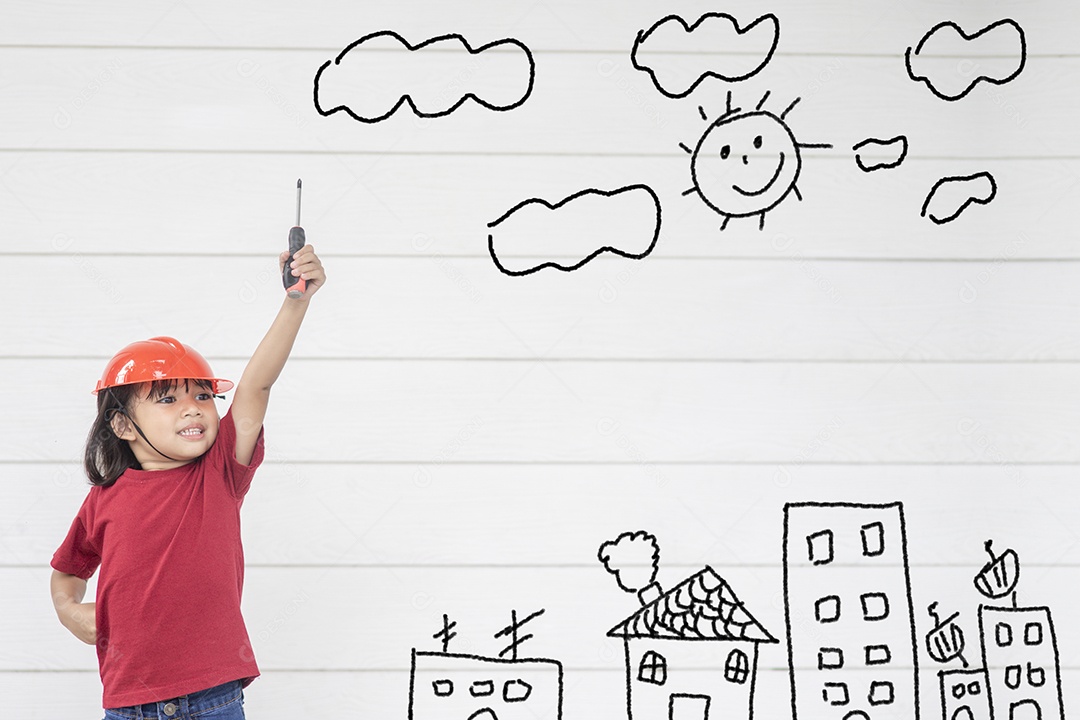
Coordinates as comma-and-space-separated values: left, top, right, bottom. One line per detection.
51, 500, 101, 580
211, 407, 265, 499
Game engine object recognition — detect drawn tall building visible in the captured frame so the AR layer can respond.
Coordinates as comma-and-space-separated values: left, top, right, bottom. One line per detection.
979, 605, 1064, 720
783, 502, 920, 720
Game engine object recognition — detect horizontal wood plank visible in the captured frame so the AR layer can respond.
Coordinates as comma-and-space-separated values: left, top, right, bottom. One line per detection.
4, 359, 1080, 463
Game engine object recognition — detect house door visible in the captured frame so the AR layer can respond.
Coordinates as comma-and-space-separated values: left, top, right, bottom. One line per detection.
669, 693, 711, 720
1010, 700, 1042, 720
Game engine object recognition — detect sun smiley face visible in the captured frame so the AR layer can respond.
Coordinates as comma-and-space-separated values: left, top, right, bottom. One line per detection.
681, 91, 832, 230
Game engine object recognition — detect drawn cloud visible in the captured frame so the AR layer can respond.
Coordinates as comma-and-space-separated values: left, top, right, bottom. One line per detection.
632, 13, 779, 99
487, 185, 662, 276
852, 136, 908, 172
314, 31, 535, 123
905, 19, 1026, 101
921, 172, 997, 224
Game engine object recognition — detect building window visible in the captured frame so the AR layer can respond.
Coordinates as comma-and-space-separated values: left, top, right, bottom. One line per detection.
861, 522, 885, 556
1028, 663, 1046, 688
725, 649, 750, 684
967, 682, 981, 695
818, 648, 844, 670
865, 644, 891, 666
869, 681, 894, 706
823, 682, 849, 706
1025, 622, 1043, 646
1005, 665, 1022, 690
815, 596, 841, 623
470, 680, 494, 697
952, 683, 966, 700
996, 622, 1013, 647
808, 530, 834, 565
860, 592, 890, 621
638, 650, 667, 685
432, 680, 453, 697
503, 679, 532, 703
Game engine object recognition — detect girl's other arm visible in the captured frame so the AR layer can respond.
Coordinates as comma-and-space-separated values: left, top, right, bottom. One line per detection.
232, 245, 325, 465
50, 570, 96, 645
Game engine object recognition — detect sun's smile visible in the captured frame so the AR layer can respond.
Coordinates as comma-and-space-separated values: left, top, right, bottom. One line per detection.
733, 152, 785, 197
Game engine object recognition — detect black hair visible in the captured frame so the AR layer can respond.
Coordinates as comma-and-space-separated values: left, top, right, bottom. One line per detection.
83, 379, 215, 487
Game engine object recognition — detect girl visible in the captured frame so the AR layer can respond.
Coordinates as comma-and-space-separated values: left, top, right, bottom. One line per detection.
50, 246, 325, 719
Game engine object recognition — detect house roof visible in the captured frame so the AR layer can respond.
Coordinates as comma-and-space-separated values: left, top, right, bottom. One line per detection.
607, 566, 778, 643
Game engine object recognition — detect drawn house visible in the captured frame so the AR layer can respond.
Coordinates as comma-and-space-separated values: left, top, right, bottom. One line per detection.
940, 668, 991, 720
783, 502, 920, 720
978, 605, 1064, 720
606, 566, 779, 720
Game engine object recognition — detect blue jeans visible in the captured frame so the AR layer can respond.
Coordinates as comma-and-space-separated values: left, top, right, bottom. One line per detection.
103, 680, 244, 720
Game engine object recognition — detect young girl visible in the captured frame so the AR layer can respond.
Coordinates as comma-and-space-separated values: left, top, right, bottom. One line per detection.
50, 246, 325, 719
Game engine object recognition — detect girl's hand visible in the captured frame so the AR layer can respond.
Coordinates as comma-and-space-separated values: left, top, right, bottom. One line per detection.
279, 244, 326, 300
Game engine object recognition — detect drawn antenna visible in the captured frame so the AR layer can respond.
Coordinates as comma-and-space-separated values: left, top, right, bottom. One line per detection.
495, 608, 546, 661
433, 614, 458, 654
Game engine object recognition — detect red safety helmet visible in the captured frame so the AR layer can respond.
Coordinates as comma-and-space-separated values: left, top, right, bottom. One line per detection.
93, 336, 234, 395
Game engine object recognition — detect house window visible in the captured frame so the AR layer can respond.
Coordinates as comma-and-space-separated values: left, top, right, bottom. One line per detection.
725, 649, 750, 684
861, 522, 885, 556
823, 682, 849, 706
503, 679, 532, 703
638, 650, 667, 685
432, 680, 453, 697
808, 530, 834, 565
1005, 665, 1022, 690
996, 622, 1013, 647
1025, 622, 1043, 646
868, 681, 894, 706
865, 644, 891, 666
818, 648, 844, 670
470, 680, 494, 697
860, 592, 890, 621
815, 595, 841, 623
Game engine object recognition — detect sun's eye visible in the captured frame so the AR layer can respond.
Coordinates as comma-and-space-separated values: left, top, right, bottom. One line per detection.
753, 135, 763, 149
720, 145, 730, 160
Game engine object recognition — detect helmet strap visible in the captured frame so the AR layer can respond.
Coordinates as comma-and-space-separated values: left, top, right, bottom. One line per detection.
105, 388, 181, 463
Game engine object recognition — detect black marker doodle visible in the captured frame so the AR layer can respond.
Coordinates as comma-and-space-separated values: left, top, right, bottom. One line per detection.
631, 13, 780, 99
926, 602, 969, 668
938, 668, 991, 720
487, 185, 661, 276
783, 502, 920, 720
967, 539, 1065, 720
408, 609, 563, 720
920, 172, 997, 225
853, 136, 909, 172
681, 91, 832, 231
905, 19, 1026, 102
314, 31, 535, 123
599, 531, 777, 720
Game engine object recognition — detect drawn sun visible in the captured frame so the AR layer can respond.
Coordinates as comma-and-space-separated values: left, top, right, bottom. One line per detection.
680, 91, 832, 230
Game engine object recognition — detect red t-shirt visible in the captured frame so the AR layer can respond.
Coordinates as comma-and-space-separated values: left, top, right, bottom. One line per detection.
52, 408, 264, 708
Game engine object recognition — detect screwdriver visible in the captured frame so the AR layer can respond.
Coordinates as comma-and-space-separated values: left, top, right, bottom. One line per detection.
282, 179, 306, 298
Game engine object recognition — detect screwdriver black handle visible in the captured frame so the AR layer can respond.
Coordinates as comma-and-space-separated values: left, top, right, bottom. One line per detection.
283, 226, 306, 298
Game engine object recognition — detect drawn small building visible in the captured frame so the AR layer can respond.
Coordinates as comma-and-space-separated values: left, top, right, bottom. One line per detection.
783, 502, 920, 720
607, 566, 779, 720
978, 605, 1064, 720
408, 650, 563, 720
940, 668, 991, 720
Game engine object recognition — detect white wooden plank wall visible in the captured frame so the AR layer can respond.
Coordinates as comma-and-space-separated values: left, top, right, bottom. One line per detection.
2, 1, 1078, 717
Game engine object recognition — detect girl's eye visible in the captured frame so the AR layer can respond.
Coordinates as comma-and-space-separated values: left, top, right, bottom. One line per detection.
196, 393, 213, 401
157, 396, 175, 404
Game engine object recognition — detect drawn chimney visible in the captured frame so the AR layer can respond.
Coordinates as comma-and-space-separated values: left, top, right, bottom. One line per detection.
598, 530, 662, 605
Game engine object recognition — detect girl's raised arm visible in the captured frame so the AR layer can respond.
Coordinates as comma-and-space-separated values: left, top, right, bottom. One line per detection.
232, 245, 325, 465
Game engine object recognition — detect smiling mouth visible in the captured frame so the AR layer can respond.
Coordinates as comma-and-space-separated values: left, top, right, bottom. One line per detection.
178, 427, 205, 438
733, 152, 786, 197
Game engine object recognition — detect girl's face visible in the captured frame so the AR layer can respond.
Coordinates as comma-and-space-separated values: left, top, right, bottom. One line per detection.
116, 381, 220, 470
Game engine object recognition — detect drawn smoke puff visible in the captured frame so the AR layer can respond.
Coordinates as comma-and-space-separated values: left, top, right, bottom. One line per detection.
314, 31, 536, 123
598, 530, 661, 603
631, 13, 780, 98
